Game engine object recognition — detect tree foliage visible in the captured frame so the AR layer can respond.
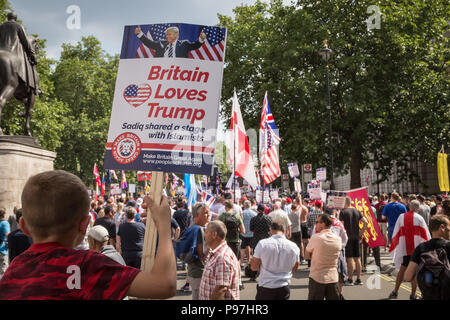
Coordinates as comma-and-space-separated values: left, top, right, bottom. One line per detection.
219, 0, 449, 188
52, 36, 119, 186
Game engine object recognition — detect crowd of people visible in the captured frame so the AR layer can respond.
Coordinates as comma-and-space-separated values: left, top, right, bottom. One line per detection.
0, 170, 449, 300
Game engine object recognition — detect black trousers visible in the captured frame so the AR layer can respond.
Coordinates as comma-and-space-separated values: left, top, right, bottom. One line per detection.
255, 285, 290, 300
308, 278, 340, 300
122, 251, 142, 269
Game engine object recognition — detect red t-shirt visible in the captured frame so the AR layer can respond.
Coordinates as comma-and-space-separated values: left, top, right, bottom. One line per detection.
0, 242, 140, 300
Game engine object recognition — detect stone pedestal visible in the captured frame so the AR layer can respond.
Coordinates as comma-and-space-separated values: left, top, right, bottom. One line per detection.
0, 136, 56, 218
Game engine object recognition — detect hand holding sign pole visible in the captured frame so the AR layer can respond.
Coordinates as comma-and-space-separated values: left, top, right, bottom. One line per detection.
140, 171, 164, 272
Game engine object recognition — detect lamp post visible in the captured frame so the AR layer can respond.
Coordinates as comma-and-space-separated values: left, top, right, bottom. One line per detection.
319, 40, 334, 190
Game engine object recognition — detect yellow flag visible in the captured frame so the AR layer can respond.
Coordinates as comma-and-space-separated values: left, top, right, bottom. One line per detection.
437, 152, 450, 191
145, 184, 151, 194
170, 182, 175, 197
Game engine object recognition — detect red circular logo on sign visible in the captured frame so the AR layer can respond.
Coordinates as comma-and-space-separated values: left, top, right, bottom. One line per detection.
112, 132, 142, 164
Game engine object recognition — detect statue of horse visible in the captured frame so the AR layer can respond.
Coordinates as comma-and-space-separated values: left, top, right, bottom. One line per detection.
0, 35, 40, 136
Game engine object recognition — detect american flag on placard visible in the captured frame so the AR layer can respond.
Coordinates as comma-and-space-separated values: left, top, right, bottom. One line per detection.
123, 84, 151, 107
136, 23, 173, 58
260, 92, 281, 184
135, 24, 226, 61
188, 26, 226, 62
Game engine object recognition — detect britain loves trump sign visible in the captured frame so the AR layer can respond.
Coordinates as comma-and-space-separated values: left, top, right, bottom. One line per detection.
104, 23, 226, 175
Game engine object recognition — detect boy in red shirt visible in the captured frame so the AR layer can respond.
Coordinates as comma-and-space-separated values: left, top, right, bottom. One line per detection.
0, 170, 176, 300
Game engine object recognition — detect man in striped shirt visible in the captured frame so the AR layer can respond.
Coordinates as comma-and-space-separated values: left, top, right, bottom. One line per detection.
199, 220, 240, 300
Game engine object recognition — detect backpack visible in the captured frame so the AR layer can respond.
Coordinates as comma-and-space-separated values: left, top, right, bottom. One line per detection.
174, 225, 202, 263
377, 203, 386, 222
416, 247, 450, 300
223, 211, 240, 241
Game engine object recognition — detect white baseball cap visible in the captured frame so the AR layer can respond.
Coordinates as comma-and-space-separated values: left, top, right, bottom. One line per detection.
88, 225, 109, 242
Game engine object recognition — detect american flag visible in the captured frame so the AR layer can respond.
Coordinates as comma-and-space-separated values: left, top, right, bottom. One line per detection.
135, 24, 226, 61
188, 26, 226, 61
260, 92, 281, 184
136, 24, 172, 58
123, 84, 151, 107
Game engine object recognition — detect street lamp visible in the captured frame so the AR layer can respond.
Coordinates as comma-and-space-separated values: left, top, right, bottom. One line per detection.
319, 40, 334, 190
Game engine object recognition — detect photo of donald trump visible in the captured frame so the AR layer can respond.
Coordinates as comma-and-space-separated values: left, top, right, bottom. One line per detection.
134, 25, 207, 58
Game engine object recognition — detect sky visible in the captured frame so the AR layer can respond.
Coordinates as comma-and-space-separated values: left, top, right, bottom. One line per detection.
9, 0, 294, 143
10, 0, 294, 60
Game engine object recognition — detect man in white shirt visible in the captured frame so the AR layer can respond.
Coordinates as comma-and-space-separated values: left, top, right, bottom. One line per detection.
251, 221, 299, 300
268, 201, 292, 239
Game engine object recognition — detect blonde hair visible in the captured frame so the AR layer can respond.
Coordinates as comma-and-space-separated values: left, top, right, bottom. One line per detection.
97, 208, 105, 218
165, 26, 179, 36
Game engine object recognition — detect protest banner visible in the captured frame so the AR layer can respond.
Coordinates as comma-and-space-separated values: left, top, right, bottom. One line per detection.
270, 189, 279, 200
307, 180, 321, 200
346, 187, 386, 248
326, 191, 347, 209
256, 189, 262, 203
287, 162, 300, 178
303, 163, 312, 183
137, 171, 152, 181
104, 23, 226, 176
234, 188, 241, 200
294, 178, 302, 193
282, 174, 290, 189
263, 189, 270, 203
316, 167, 327, 182
103, 22, 226, 273
110, 183, 121, 195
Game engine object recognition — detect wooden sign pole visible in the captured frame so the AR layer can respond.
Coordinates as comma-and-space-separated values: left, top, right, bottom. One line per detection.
140, 171, 164, 272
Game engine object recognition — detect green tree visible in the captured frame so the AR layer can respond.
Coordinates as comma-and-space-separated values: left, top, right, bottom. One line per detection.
52, 36, 119, 186
0, 0, 10, 21
219, 0, 449, 189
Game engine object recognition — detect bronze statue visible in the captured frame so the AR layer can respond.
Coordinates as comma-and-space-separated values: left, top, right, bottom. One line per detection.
0, 12, 40, 136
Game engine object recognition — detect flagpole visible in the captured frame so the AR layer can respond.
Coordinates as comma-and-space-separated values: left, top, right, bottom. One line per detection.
233, 97, 236, 205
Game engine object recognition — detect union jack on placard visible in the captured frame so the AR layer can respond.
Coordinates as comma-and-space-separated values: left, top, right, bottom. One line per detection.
260, 92, 281, 184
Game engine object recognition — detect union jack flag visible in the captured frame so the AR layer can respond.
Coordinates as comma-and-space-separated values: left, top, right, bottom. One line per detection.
202, 190, 216, 208
260, 92, 281, 184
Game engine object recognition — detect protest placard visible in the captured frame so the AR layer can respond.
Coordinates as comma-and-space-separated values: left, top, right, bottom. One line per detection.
294, 178, 302, 193
270, 189, 279, 200
256, 189, 262, 203
263, 189, 270, 203
102, 22, 226, 273
104, 23, 226, 175
287, 162, 300, 178
110, 183, 121, 195
326, 191, 347, 209
316, 167, 327, 181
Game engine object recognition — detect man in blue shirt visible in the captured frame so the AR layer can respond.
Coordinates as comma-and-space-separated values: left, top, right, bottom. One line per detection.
382, 192, 407, 245
0, 207, 11, 279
